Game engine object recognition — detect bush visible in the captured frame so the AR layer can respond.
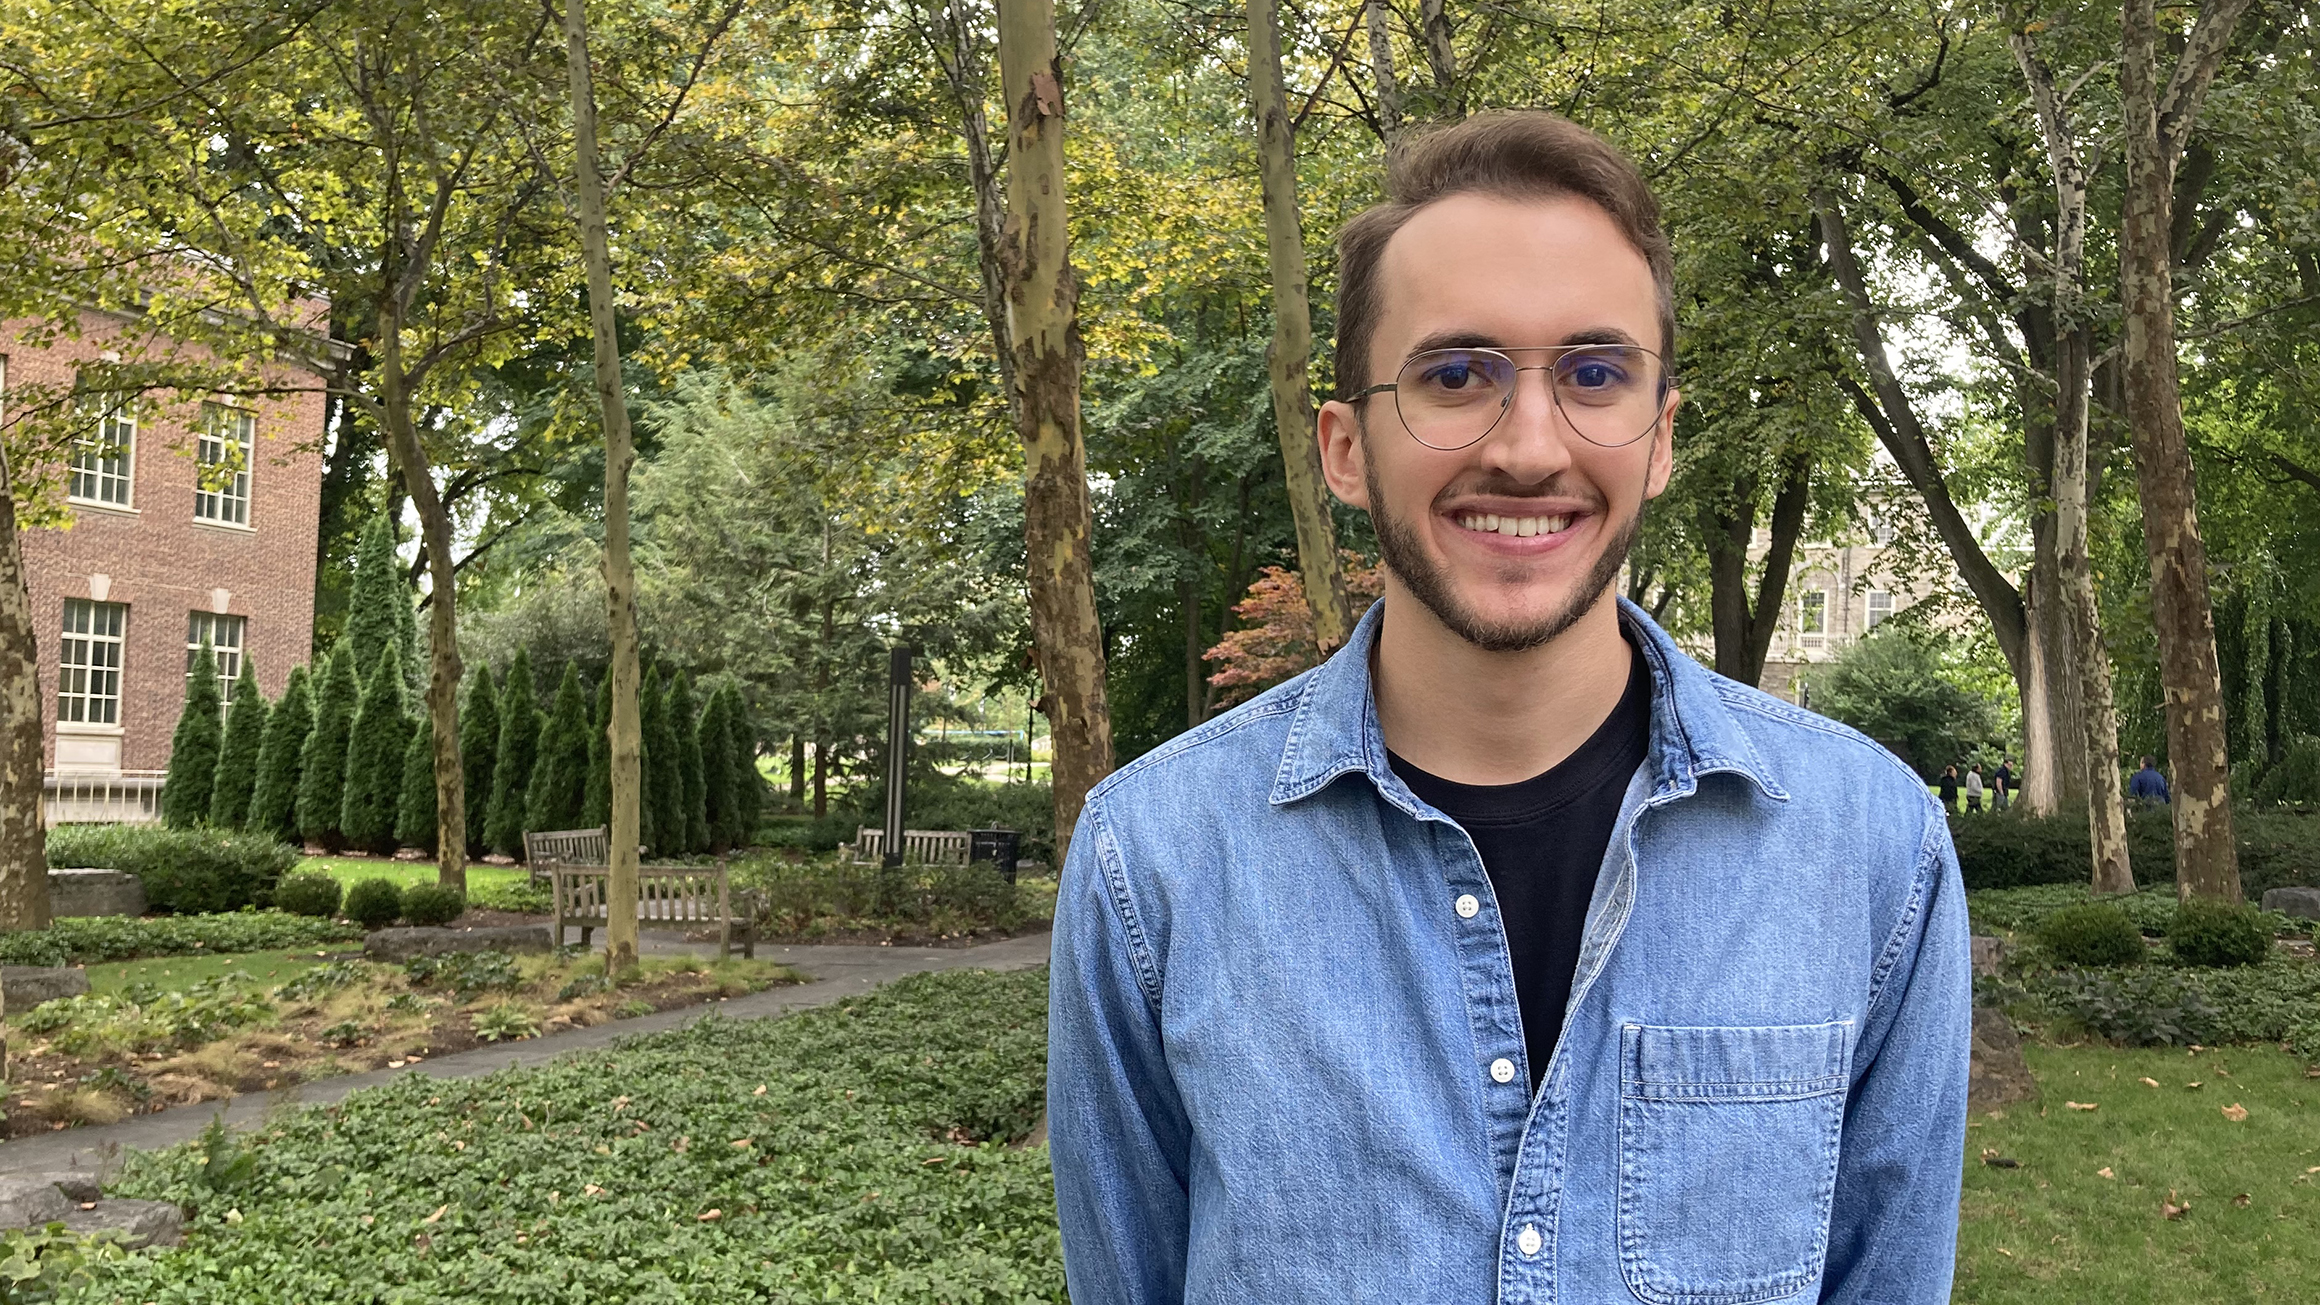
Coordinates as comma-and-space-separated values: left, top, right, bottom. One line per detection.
343, 878, 403, 931
2012, 954, 2320, 1047
272, 872, 343, 919
2169, 898, 2273, 967
0, 913, 359, 968
403, 950, 520, 999
399, 882, 466, 927
47, 824, 298, 914
2255, 736, 2320, 806
1812, 625, 2003, 777
2035, 902, 2145, 966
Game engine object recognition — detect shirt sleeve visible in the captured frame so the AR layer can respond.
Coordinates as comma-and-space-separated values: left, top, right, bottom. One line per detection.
1819, 808, 1971, 1304
1048, 796, 1192, 1304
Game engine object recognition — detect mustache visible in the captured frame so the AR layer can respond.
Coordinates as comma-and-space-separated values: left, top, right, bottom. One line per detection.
1429, 473, 1608, 511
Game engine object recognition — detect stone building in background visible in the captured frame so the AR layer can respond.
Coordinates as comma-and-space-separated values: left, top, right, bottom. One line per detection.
3, 308, 331, 817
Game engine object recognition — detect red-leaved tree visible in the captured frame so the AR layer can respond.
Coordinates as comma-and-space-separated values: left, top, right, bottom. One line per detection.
1204, 556, 1385, 705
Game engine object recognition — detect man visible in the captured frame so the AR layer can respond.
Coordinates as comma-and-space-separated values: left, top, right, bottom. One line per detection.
1993, 756, 2014, 812
1049, 112, 1970, 1304
1937, 763, 1960, 813
2130, 755, 2171, 806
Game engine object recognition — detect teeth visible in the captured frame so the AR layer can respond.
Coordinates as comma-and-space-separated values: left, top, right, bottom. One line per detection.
1457, 513, 1572, 537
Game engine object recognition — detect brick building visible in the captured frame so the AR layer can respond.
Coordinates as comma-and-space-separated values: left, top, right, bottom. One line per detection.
3, 309, 329, 783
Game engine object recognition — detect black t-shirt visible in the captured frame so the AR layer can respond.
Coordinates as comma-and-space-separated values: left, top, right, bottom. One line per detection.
1388, 644, 1650, 1091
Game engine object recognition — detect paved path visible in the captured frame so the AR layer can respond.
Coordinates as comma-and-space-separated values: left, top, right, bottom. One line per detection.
0, 931, 1052, 1180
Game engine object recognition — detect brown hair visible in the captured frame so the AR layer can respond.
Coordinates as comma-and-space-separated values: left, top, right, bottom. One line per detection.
1332, 111, 1675, 401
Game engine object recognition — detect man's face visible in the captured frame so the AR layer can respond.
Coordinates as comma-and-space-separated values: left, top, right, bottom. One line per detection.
1319, 193, 1676, 652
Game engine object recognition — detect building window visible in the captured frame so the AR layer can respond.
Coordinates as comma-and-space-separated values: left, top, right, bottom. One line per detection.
1866, 590, 1893, 630
60, 600, 126, 725
68, 402, 135, 507
195, 402, 254, 525
1799, 589, 1828, 645
188, 611, 247, 683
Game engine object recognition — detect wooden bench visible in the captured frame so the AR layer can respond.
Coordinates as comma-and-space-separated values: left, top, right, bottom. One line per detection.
547, 862, 755, 959
526, 826, 610, 866
849, 827, 970, 866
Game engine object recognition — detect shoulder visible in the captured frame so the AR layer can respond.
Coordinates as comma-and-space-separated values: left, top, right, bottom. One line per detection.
1084, 671, 1311, 816
1697, 669, 1942, 817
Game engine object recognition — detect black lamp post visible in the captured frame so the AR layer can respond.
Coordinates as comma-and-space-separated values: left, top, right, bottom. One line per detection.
882, 646, 911, 869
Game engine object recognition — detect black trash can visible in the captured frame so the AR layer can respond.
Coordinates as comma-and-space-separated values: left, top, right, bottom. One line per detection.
970, 828, 1021, 884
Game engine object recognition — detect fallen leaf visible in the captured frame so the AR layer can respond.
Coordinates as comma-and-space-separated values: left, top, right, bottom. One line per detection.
752, 1084, 766, 1097
2098, 1167, 2115, 1179
583, 1185, 604, 1196
2163, 1191, 2190, 1220
2139, 1077, 2160, 1088
2186, 1081, 2204, 1089
2065, 1101, 2099, 1111
1996, 1247, 2014, 1257
696, 1209, 722, 1222
2223, 1103, 2249, 1122
672, 1136, 689, 1153
729, 1138, 752, 1149
423, 1205, 447, 1225
2233, 1194, 2251, 1208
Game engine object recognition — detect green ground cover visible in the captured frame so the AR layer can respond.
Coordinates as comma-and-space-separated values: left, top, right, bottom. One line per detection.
0, 913, 361, 968
82, 948, 342, 998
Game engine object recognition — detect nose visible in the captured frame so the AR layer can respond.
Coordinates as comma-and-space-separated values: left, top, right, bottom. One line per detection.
1478, 366, 1579, 483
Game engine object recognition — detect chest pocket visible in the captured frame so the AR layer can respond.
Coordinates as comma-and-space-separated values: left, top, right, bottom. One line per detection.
1616, 1020, 1852, 1305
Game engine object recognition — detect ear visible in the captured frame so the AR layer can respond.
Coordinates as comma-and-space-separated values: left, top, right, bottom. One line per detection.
1642, 388, 1680, 501
1318, 398, 1371, 509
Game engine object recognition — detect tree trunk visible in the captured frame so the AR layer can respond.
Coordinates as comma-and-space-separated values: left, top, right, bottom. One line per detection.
996, 0, 1113, 863
0, 446, 51, 932
1247, 0, 1354, 656
789, 734, 805, 802
566, 0, 642, 967
1698, 454, 1807, 688
1418, 0, 1460, 117
1363, 0, 1403, 143
929, 0, 1019, 406
2119, 0, 2250, 902
1182, 578, 1204, 730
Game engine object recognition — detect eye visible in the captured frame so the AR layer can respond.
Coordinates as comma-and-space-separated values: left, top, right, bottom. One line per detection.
1424, 360, 1478, 390
1563, 357, 1628, 390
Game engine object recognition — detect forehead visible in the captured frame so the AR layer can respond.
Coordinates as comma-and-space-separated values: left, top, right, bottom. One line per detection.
1371, 192, 1658, 359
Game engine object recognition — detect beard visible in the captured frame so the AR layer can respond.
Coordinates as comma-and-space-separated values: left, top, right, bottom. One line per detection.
1365, 454, 1641, 654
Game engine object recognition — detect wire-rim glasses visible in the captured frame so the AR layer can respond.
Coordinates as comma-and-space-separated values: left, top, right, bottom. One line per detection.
1352, 344, 1673, 451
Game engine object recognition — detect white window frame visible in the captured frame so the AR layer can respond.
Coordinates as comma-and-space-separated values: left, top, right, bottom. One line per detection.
1866, 590, 1893, 630
1799, 589, 1829, 645
60, 599, 127, 726
194, 401, 254, 526
187, 611, 247, 685
68, 400, 136, 508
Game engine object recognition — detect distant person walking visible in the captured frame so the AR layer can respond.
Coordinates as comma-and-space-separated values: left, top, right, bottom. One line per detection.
2129, 756, 2171, 806
1938, 764, 1961, 813
1993, 758, 2014, 812
1964, 764, 1985, 813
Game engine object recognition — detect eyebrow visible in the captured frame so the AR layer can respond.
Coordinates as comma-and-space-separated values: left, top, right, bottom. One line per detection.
1403, 326, 1644, 356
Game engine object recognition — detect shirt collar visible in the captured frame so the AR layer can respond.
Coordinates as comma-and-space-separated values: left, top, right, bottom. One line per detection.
1270, 595, 1789, 808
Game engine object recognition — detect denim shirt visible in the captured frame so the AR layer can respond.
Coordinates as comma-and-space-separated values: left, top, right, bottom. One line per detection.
1048, 599, 1970, 1305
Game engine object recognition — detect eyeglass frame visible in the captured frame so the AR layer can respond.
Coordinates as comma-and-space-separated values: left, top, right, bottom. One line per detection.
1348, 343, 1679, 452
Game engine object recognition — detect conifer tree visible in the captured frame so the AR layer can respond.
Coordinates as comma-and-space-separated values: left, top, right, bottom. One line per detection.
344, 513, 402, 678
341, 645, 413, 855
526, 661, 591, 834
484, 647, 540, 857
669, 672, 708, 854
396, 720, 438, 853
726, 686, 764, 844
297, 646, 362, 850
160, 640, 225, 828
642, 666, 679, 855
583, 675, 611, 828
207, 660, 269, 828
459, 663, 500, 857
698, 684, 736, 853
247, 664, 312, 840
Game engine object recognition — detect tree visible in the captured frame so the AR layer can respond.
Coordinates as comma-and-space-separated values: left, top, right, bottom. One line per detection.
641, 665, 681, 856
698, 683, 737, 853
161, 641, 224, 828
297, 647, 363, 850
485, 648, 541, 859
727, 685, 764, 844
997, 0, 1114, 863
526, 661, 591, 835
395, 722, 438, 855
343, 512, 405, 677
669, 671, 708, 854
1816, 627, 2002, 780
2118, 0, 2255, 901
1205, 560, 1388, 705
1245, 0, 1354, 657
584, 674, 611, 829
246, 664, 312, 840
207, 660, 269, 829
459, 664, 500, 857
341, 646, 414, 856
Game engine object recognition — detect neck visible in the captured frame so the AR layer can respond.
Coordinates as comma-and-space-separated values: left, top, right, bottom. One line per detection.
1372, 580, 1634, 786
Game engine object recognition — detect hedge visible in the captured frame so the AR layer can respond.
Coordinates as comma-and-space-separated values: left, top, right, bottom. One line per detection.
1949, 807, 2320, 899
46, 825, 299, 914
0, 911, 360, 967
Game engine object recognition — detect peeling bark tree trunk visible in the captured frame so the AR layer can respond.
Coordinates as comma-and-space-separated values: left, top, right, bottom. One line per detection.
928, 0, 1019, 405
2014, 29, 2131, 894
1418, 0, 1460, 118
2119, 0, 2252, 902
1362, 0, 1403, 143
1247, 0, 1353, 655
996, 0, 1113, 863
566, 0, 642, 967
0, 447, 50, 932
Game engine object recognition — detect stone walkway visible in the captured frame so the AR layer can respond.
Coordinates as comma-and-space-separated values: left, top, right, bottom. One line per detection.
0, 930, 1053, 1180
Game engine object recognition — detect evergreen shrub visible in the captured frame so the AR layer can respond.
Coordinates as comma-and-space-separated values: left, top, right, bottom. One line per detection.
297, 648, 362, 850
524, 662, 589, 834
207, 662, 268, 828
245, 664, 312, 840
670, 673, 708, 854
339, 647, 412, 855
342, 878, 404, 931
459, 665, 499, 857
642, 666, 680, 854
160, 641, 224, 828
46, 825, 296, 914
2035, 902, 2145, 967
484, 648, 539, 858
394, 723, 437, 854
399, 882, 465, 927
272, 873, 343, 919
2170, 898, 2273, 968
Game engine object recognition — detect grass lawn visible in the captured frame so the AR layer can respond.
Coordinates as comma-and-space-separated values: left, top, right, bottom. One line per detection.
299, 857, 531, 897
82, 947, 347, 998
1956, 1041, 2320, 1301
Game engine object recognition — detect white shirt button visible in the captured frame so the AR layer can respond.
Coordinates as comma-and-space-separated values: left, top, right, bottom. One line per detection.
1517, 1224, 1543, 1257
1489, 1057, 1516, 1084
1455, 893, 1480, 919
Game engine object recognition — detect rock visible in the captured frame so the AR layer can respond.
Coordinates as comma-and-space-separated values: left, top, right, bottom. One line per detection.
45, 867, 145, 919
1969, 1006, 2038, 1113
0, 1176, 72, 1228
58, 1199, 182, 1248
30, 1173, 103, 1203
1970, 934, 2006, 978
2261, 886, 2320, 922
0, 966, 90, 1012
364, 924, 552, 961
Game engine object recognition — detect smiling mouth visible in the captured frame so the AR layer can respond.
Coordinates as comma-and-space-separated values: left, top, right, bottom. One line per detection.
1453, 511, 1575, 539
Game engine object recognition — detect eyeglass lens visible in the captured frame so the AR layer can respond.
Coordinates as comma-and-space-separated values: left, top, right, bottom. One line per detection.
1394, 347, 1664, 451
